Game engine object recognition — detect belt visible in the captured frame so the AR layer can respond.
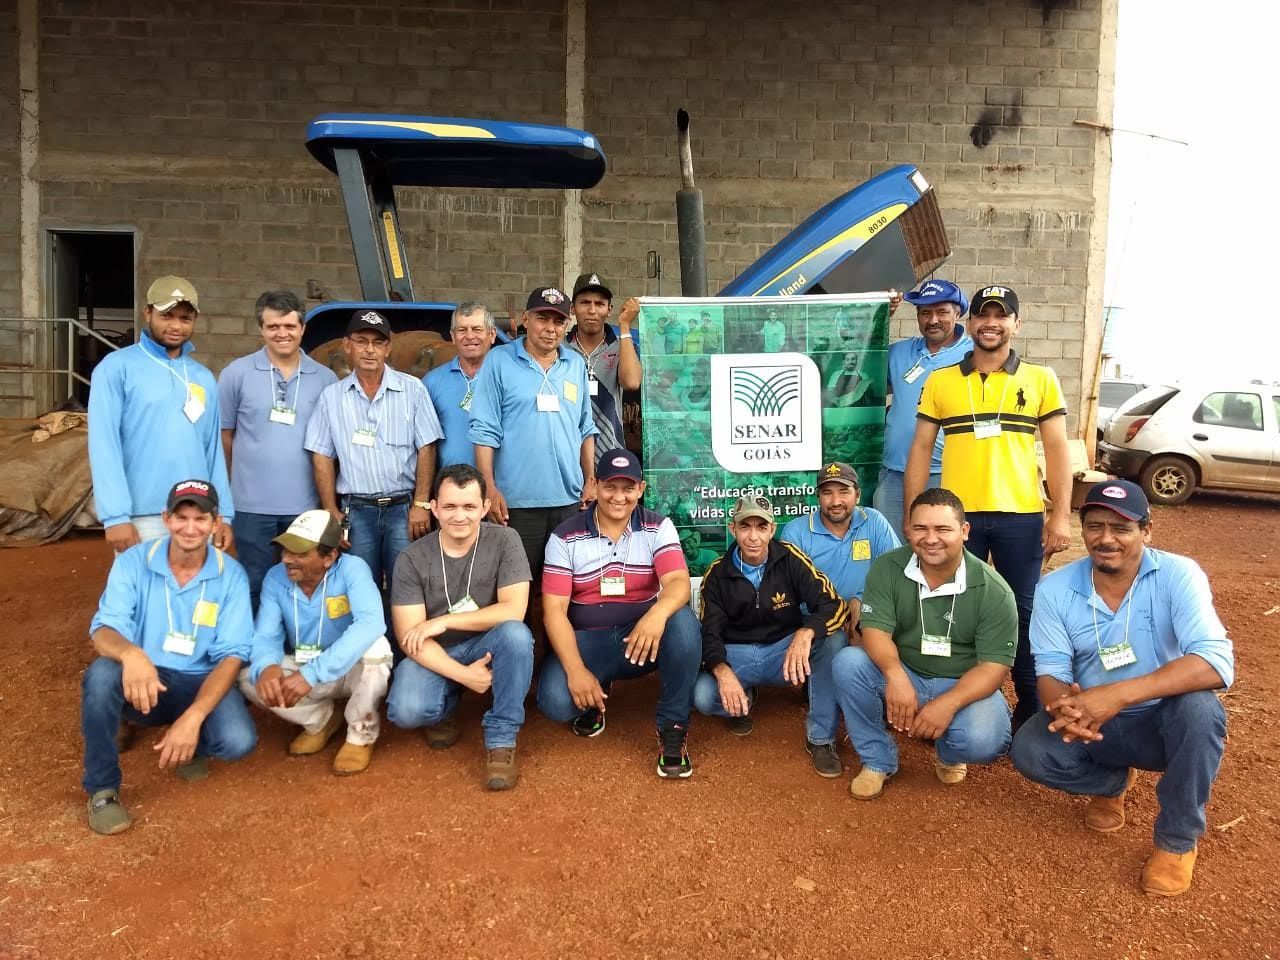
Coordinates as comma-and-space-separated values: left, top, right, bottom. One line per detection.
346, 493, 411, 507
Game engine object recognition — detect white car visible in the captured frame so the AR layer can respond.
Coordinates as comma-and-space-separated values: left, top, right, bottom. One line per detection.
1096, 378, 1147, 438
1097, 380, 1280, 504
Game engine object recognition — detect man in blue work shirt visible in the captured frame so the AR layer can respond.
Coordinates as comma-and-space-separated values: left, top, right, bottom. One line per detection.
1011, 480, 1234, 898
218, 290, 338, 611
88, 276, 234, 553
304, 309, 443, 600
80, 479, 256, 836
780, 462, 900, 628
468, 286, 598, 585
239, 510, 390, 776
873, 280, 972, 539
424, 301, 498, 469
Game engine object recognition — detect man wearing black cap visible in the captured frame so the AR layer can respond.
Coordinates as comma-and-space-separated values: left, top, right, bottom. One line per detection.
537, 449, 702, 778
468, 287, 599, 586
1011, 480, 1234, 897
566, 274, 642, 467
304, 310, 444, 602
80, 479, 257, 835
906, 283, 1073, 729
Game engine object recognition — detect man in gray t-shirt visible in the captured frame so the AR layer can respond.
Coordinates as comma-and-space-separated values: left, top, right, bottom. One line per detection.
386, 464, 534, 791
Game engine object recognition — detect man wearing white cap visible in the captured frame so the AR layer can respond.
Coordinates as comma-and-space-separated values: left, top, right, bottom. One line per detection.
89, 276, 235, 552
239, 509, 391, 775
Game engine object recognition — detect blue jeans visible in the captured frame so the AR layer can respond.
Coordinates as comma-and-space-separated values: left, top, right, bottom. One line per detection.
343, 496, 411, 593
1010, 692, 1227, 854
231, 512, 295, 613
964, 511, 1043, 721
386, 622, 534, 748
873, 467, 942, 541
80, 657, 257, 794
537, 606, 702, 729
832, 645, 1012, 774
692, 630, 847, 744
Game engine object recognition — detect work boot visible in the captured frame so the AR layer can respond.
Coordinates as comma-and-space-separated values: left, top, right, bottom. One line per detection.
426, 716, 461, 749
849, 768, 892, 800
485, 747, 519, 790
934, 758, 968, 785
1141, 846, 1198, 897
333, 740, 374, 776
1085, 768, 1138, 833
288, 710, 343, 756
87, 789, 131, 836
806, 740, 843, 778
176, 756, 209, 782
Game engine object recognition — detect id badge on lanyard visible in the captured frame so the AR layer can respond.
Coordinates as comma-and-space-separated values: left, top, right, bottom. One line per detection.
600, 575, 626, 597
921, 634, 951, 657
903, 361, 925, 384
269, 405, 297, 425
294, 643, 321, 663
536, 393, 561, 413
352, 427, 377, 447
588, 378, 600, 397
163, 631, 196, 656
183, 388, 205, 423
973, 420, 1002, 440
448, 595, 480, 614
1099, 640, 1138, 671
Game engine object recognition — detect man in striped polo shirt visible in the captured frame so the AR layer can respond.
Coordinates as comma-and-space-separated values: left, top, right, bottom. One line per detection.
903, 284, 1073, 728
536, 449, 703, 779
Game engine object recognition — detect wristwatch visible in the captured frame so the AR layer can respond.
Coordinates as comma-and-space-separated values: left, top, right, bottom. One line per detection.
413, 500, 430, 510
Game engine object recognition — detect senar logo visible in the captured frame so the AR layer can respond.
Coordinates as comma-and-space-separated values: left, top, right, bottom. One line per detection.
710, 352, 821, 473
732, 367, 800, 418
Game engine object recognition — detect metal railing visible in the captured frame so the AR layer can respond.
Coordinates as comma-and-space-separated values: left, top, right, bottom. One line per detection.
0, 316, 125, 413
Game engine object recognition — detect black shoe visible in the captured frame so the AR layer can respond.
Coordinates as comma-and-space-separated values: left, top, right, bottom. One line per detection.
571, 708, 606, 738
728, 714, 754, 737
806, 740, 843, 778
656, 723, 693, 779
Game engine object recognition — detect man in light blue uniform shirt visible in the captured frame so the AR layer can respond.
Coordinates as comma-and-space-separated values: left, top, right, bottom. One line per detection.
424, 301, 497, 469
239, 510, 390, 776
873, 279, 972, 539
781, 461, 900, 627
80, 479, 256, 836
305, 309, 443, 599
1011, 480, 1233, 898
218, 290, 338, 611
89, 276, 234, 552
468, 286, 598, 586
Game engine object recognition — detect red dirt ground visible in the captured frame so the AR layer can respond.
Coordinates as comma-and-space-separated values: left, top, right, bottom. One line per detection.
1, 493, 1277, 959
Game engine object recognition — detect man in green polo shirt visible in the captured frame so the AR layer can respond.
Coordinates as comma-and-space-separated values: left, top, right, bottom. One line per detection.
832, 487, 1017, 800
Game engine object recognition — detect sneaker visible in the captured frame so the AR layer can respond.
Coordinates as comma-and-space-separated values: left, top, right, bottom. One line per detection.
728, 714, 754, 737
289, 710, 343, 756
1140, 845, 1198, 897
1085, 768, 1137, 833
87, 789, 131, 836
485, 747, 520, 790
333, 740, 374, 776
176, 756, 209, 782
425, 716, 461, 750
934, 758, 968, 785
656, 723, 693, 779
806, 740, 843, 778
849, 767, 892, 800
571, 708, 606, 738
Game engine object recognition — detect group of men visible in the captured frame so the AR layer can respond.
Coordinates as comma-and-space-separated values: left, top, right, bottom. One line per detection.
78, 273, 1232, 898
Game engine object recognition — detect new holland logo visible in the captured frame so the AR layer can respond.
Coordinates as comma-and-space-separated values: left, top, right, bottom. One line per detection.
710, 352, 821, 472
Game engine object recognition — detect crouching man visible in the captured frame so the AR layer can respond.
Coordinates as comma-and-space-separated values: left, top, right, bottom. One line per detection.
833, 488, 1016, 800
239, 510, 391, 775
81, 479, 257, 835
1011, 480, 1233, 897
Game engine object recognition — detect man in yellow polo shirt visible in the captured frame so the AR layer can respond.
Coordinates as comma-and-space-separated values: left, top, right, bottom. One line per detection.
903, 284, 1072, 729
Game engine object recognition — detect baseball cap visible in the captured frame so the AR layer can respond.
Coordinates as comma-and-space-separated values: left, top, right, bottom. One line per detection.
571, 273, 613, 301
274, 509, 343, 553
166, 479, 218, 514
904, 279, 968, 313
1080, 480, 1150, 523
526, 286, 570, 318
147, 276, 199, 313
817, 461, 860, 489
346, 309, 391, 338
970, 284, 1019, 317
730, 494, 776, 525
597, 448, 643, 482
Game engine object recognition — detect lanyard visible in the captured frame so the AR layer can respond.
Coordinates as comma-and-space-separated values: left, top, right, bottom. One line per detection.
572, 338, 606, 379
441, 527, 481, 609
267, 362, 302, 411
1090, 573, 1134, 655
606, 525, 638, 577
292, 571, 330, 650
165, 576, 207, 638
144, 345, 191, 395
966, 368, 1011, 427
535, 364, 557, 397
345, 378, 391, 434
917, 583, 958, 643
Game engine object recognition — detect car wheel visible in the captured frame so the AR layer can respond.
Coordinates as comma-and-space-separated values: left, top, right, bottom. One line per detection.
1140, 455, 1197, 505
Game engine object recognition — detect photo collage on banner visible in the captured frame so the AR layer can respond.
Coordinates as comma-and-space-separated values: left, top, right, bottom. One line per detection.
638, 295, 890, 579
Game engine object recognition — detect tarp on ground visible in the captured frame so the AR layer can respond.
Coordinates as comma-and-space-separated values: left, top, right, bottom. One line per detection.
0, 418, 95, 547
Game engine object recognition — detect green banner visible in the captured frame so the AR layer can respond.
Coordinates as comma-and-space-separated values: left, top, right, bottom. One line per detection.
638, 295, 890, 577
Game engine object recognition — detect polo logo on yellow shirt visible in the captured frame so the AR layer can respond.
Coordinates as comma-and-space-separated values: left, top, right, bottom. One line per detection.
192, 600, 219, 628
564, 381, 578, 403
326, 595, 351, 619
851, 539, 871, 561
771, 591, 790, 610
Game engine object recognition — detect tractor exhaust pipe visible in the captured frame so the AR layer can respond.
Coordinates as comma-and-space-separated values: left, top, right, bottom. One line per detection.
675, 108, 708, 298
